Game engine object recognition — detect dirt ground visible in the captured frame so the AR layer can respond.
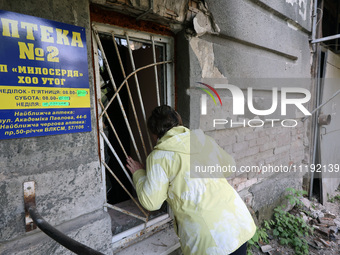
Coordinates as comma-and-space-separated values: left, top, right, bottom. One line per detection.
249, 187, 340, 255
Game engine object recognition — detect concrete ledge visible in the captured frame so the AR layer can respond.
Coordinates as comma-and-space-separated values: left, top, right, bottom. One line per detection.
115, 224, 181, 255
0, 209, 112, 255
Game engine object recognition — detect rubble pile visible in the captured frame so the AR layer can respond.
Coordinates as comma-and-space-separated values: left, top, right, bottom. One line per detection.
299, 197, 340, 254
255, 196, 340, 255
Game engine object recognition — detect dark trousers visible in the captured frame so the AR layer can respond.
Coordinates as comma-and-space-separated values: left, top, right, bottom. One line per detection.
229, 242, 247, 255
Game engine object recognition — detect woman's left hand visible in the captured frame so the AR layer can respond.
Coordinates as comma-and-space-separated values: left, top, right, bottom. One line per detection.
126, 156, 144, 174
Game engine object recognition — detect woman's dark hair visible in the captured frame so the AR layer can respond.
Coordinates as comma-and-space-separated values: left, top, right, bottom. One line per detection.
147, 105, 183, 139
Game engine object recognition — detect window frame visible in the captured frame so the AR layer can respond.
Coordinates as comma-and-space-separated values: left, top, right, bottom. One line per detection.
91, 22, 175, 247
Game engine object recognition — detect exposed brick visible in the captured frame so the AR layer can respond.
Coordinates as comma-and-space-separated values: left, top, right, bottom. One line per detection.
245, 132, 258, 141
259, 140, 276, 152
276, 132, 291, 147
236, 133, 244, 143
265, 155, 278, 164
208, 119, 307, 192
244, 146, 260, 157
235, 182, 246, 192
213, 130, 237, 147
244, 178, 258, 188
289, 150, 304, 163
237, 149, 273, 169
258, 148, 275, 158
237, 127, 253, 134
290, 128, 297, 136
223, 145, 233, 154
232, 141, 249, 153
258, 130, 268, 137
273, 145, 290, 155
234, 146, 259, 161
236, 178, 258, 192
248, 169, 262, 179
235, 169, 248, 177
275, 151, 290, 165
256, 135, 270, 146
253, 127, 264, 133
249, 139, 257, 147
232, 177, 247, 186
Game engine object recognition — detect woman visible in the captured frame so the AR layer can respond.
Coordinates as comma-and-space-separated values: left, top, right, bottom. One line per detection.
126, 105, 256, 255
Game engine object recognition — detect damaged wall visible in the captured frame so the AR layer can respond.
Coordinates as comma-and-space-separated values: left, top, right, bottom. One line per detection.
182, 0, 313, 220
92, 0, 316, 221
0, 0, 112, 254
91, 0, 189, 32
0, 0, 318, 253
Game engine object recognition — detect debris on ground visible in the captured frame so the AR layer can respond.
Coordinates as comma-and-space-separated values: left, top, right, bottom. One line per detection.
260, 244, 274, 253
249, 187, 340, 255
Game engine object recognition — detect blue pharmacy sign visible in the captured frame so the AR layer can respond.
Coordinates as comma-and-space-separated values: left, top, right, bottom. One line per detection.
0, 10, 91, 140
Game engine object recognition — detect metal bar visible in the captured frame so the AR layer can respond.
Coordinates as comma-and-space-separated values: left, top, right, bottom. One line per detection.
337, 2, 340, 52
100, 131, 134, 186
92, 26, 142, 163
312, 34, 340, 44
151, 36, 161, 106
302, 89, 340, 122
102, 161, 149, 218
98, 100, 128, 158
104, 203, 147, 222
312, 0, 318, 42
112, 33, 148, 158
164, 38, 173, 105
27, 203, 104, 255
24, 181, 37, 232
99, 60, 172, 123
126, 34, 154, 151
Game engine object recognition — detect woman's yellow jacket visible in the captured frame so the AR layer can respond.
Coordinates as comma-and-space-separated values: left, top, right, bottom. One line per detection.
133, 126, 256, 255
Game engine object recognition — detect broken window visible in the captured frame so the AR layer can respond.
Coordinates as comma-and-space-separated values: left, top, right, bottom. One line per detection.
92, 24, 174, 245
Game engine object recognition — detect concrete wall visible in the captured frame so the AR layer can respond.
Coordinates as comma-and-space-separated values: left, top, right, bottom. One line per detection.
0, 0, 112, 254
181, 0, 313, 221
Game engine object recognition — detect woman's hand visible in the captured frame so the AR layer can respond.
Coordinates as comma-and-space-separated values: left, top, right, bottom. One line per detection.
126, 156, 144, 174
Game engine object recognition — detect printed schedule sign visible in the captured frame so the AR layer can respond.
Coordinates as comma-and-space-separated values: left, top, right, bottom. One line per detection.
0, 10, 91, 140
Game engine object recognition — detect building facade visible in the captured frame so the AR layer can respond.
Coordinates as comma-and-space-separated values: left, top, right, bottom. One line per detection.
1, 0, 339, 254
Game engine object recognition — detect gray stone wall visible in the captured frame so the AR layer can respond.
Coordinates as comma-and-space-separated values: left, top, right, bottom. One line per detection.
0, 0, 112, 254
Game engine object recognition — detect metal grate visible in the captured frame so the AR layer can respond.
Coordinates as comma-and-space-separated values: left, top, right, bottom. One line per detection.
92, 24, 173, 227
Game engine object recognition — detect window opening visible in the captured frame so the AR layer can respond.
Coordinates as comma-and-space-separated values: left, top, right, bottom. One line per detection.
312, 0, 340, 51
320, 0, 339, 51
92, 24, 173, 238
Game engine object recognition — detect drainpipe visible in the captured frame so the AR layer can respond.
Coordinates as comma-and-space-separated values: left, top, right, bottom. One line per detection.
311, 0, 318, 42
309, 0, 319, 200
309, 46, 321, 200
